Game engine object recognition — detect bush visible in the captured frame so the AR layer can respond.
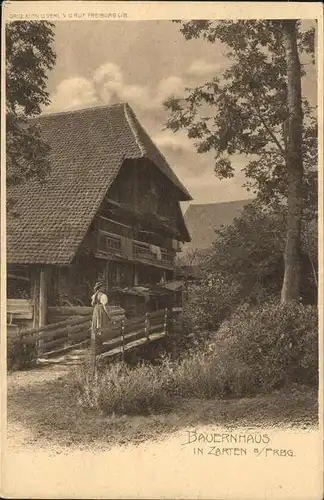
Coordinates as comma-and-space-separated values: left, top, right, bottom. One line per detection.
167, 300, 318, 398
69, 301, 318, 415
181, 203, 318, 339
165, 349, 256, 399
7, 338, 37, 371
70, 355, 172, 416
215, 300, 318, 391
181, 278, 244, 334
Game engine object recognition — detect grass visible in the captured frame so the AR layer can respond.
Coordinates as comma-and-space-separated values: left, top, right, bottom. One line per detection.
7, 300, 318, 453
72, 360, 173, 416
7, 364, 318, 453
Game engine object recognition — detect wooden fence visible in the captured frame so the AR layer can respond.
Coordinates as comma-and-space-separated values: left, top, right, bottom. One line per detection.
13, 313, 92, 358
10, 307, 169, 362
96, 308, 169, 360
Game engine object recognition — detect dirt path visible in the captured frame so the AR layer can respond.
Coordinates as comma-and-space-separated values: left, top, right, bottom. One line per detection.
7, 364, 186, 452
4, 366, 321, 498
6, 363, 318, 456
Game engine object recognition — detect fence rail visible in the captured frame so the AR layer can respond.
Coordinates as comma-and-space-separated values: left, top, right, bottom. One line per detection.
10, 307, 170, 362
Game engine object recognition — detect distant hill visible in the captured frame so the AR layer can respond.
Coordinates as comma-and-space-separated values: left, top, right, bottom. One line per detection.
182, 199, 252, 256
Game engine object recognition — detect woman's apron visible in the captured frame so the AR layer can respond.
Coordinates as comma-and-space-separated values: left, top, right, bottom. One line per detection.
91, 291, 112, 338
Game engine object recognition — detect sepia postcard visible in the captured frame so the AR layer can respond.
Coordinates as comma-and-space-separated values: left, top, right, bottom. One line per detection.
1, 1, 323, 499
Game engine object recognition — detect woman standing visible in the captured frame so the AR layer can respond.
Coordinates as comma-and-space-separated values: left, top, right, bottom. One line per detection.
91, 280, 112, 338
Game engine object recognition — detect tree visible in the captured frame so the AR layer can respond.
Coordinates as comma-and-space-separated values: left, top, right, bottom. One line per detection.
280, 20, 304, 302
164, 20, 317, 303
181, 201, 317, 334
6, 21, 56, 211
205, 202, 317, 303
176, 246, 209, 268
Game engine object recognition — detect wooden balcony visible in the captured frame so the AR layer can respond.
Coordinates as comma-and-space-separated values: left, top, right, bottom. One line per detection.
134, 240, 175, 269
96, 230, 175, 269
96, 231, 123, 257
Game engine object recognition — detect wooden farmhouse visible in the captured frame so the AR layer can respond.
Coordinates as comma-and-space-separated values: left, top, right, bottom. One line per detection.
7, 103, 192, 331
182, 200, 252, 255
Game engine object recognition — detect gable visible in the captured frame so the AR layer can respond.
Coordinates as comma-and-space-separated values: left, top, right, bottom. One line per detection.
7, 103, 192, 264
7, 155, 124, 264
101, 159, 191, 243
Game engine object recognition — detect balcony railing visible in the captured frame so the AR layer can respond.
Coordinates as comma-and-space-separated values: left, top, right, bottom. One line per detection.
97, 231, 122, 256
161, 249, 175, 265
132, 241, 175, 267
97, 229, 175, 268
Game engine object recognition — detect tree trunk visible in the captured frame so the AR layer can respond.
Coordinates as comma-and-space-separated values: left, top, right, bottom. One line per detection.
280, 20, 304, 304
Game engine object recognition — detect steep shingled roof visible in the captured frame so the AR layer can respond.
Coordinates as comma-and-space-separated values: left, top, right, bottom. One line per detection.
182, 199, 252, 253
7, 103, 192, 265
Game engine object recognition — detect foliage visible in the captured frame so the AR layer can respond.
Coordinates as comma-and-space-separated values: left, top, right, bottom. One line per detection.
6, 21, 56, 211
182, 201, 317, 334
71, 301, 317, 415
165, 20, 317, 303
214, 300, 318, 390
206, 203, 285, 296
165, 348, 255, 399
175, 247, 207, 268
7, 337, 37, 371
164, 20, 316, 209
205, 201, 317, 303
301, 216, 318, 289
181, 276, 244, 334
70, 357, 172, 416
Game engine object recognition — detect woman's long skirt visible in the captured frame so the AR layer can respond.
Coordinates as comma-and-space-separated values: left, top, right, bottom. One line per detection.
91, 304, 112, 337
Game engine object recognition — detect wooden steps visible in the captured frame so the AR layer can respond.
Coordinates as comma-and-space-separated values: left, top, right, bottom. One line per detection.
37, 348, 88, 366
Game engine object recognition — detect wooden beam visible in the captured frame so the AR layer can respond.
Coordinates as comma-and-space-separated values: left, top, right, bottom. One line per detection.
7, 274, 31, 282
134, 264, 138, 286
39, 267, 48, 327
32, 270, 38, 328
38, 266, 48, 355
18, 315, 90, 338
47, 305, 123, 317
48, 306, 93, 316
98, 331, 166, 359
133, 163, 138, 212
105, 261, 110, 284
102, 327, 146, 348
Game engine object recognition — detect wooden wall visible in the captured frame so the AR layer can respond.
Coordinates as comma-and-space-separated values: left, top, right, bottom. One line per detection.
7, 265, 41, 330
7, 157, 186, 329
106, 159, 184, 242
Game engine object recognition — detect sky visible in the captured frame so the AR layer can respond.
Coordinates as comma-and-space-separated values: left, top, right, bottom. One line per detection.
44, 20, 317, 208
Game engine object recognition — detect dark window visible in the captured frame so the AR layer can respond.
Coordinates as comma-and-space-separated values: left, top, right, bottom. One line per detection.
7, 266, 31, 299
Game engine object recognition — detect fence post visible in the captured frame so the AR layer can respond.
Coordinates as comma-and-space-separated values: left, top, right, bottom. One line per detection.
90, 326, 96, 380
145, 312, 150, 341
121, 319, 125, 362
164, 308, 168, 334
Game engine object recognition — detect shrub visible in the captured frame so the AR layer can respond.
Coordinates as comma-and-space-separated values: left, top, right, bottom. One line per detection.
180, 203, 318, 340
167, 300, 318, 398
69, 301, 318, 415
7, 337, 37, 371
165, 348, 256, 399
181, 278, 244, 334
215, 300, 318, 391
70, 355, 172, 416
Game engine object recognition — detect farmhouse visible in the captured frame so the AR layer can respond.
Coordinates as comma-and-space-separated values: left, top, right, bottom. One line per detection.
176, 200, 252, 281
7, 103, 192, 331
182, 199, 252, 255
183, 199, 252, 251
